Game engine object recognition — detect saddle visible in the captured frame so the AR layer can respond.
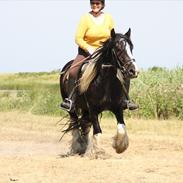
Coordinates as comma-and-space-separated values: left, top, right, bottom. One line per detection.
61, 56, 91, 83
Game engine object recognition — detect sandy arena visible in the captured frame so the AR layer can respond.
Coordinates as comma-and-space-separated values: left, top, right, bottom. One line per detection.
0, 112, 183, 183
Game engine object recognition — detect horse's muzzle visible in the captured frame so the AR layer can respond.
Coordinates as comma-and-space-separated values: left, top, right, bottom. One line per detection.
128, 68, 139, 78
127, 61, 139, 78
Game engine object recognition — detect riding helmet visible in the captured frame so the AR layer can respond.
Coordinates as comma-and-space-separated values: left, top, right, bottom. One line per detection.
90, 0, 105, 6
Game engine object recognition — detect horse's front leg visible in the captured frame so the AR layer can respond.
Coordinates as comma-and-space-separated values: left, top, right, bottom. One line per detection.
85, 112, 105, 158
92, 113, 102, 150
112, 109, 129, 153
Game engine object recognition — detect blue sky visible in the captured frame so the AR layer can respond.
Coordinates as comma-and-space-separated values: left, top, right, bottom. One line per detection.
0, 0, 183, 73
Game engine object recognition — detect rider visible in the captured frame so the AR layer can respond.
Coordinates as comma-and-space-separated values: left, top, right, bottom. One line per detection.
60, 0, 138, 111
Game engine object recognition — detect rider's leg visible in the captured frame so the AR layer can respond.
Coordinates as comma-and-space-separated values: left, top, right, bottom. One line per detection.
60, 77, 77, 111
69, 55, 86, 79
121, 79, 139, 110
60, 53, 87, 112
60, 47, 90, 112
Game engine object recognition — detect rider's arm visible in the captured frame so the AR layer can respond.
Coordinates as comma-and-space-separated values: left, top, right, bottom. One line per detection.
75, 14, 91, 52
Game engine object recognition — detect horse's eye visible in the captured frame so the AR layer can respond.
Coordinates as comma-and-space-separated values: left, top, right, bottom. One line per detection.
116, 42, 123, 50
115, 42, 121, 49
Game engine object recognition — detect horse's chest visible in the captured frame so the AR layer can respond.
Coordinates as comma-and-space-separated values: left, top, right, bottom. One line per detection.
90, 79, 122, 104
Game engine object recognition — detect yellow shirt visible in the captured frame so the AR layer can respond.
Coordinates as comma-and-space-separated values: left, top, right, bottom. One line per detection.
75, 13, 115, 52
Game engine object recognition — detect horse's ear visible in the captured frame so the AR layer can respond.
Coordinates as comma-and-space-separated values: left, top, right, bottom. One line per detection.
125, 28, 131, 38
111, 28, 116, 38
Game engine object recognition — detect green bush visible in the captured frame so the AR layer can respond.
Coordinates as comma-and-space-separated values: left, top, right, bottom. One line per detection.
0, 67, 182, 119
130, 66, 183, 119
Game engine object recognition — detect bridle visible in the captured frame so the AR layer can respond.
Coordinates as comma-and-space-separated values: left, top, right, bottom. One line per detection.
112, 37, 136, 76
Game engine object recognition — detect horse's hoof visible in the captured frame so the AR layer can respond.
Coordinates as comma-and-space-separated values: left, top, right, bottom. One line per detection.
113, 129, 129, 154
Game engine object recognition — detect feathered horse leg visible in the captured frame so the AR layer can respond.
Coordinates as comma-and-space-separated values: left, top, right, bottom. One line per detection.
113, 123, 129, 153
84, 113, 107, 158
69, 112, 91, 155
112, 109, 129, 153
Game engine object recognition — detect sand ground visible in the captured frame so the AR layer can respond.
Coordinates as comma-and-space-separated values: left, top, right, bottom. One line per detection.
0, 112, 183, 183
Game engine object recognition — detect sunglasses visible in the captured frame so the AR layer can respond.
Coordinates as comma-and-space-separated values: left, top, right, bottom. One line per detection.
91, 2, 101, 5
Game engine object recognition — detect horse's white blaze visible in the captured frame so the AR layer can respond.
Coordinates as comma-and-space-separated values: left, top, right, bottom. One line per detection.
126, 42, 139, 76
125, 42, 134, 60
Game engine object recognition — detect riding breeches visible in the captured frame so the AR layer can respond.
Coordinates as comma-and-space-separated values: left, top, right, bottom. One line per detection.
69, 47, 90, 79
69, 55, 86, 79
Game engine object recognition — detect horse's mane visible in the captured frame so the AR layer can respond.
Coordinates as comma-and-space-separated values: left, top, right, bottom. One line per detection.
79, 33, 133, 94
79, 39, 113, 93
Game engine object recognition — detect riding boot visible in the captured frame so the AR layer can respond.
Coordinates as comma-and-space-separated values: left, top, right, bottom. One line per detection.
121, 79, 139, 110
60, 78, 77, 112
122, 99, 139, 110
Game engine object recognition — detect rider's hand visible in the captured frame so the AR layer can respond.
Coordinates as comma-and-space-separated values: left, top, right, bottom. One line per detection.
87, 47, 95, 55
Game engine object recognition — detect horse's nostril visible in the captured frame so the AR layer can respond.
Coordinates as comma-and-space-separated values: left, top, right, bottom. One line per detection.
129, 69, 135, 75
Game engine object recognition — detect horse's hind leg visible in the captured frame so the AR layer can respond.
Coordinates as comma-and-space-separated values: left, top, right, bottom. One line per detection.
80, 111, 92, 153
68, 112, 82, 155
70, 112, 91, 155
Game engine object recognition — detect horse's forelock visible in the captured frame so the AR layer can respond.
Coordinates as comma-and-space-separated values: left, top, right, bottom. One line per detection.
115, 33, 134, 52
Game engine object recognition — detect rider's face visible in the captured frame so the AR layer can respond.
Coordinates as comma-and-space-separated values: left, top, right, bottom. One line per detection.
90, 1, 103, 13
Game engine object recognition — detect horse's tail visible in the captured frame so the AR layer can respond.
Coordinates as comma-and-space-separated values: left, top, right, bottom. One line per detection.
79, 60, 97, 94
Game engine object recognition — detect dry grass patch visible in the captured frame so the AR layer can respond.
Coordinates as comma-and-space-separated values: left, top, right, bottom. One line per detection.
0, 112, 183, 145
0, 112, 63, 142
100, 117, 183, 137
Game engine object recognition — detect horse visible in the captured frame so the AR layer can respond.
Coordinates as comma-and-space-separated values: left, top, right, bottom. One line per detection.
60, 28, 139, 157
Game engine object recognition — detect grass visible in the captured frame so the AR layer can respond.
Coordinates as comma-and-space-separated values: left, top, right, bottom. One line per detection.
0, 71, 64, 116
1, 112, 182, 140
129, 66, 183, 119
0, 112, 60, 142
0, 66, 182, 119
99, 116, 183, 137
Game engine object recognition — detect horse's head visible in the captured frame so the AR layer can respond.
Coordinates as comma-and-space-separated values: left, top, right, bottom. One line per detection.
111, 28, 139, 79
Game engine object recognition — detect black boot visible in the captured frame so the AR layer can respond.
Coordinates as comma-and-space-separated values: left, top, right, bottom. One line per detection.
126, 100, 139, 110
121, 79, 139, 110
122, 100, 139, 110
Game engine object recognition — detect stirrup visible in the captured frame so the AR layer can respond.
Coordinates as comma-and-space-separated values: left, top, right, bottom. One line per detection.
60, 98, 73, 112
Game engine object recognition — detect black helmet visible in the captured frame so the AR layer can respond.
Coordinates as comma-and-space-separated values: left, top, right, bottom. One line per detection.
90, 0, 105, 5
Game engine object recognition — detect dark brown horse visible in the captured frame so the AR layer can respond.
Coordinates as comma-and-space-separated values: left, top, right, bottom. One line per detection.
60, 28, 139, 156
